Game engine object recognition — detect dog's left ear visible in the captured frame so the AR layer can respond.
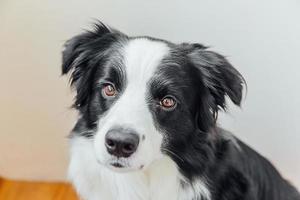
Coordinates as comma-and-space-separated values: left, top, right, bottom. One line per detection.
61, 22, 121, 109
188, 44, 245, 112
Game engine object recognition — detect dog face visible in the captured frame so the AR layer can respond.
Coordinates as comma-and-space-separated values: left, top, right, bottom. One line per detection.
62, 22, 244, 174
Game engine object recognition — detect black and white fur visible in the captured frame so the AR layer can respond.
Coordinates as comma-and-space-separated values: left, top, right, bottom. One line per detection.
62, 22, 300, 200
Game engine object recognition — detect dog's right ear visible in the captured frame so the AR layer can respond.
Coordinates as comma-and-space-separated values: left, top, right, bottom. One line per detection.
61, 22, 116, 108
62, 21, 112, 81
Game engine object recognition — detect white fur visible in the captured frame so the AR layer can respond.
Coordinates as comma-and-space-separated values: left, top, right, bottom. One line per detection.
69, 136, 211, 200
68, 38, 211, 200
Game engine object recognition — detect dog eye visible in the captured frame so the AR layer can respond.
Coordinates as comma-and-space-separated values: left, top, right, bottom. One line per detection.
102, 84, 117, 97
160, 96, 177, 110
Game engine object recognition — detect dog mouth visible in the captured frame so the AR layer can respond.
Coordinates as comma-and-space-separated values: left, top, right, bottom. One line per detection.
107, 158, 130, 171
110, 161, 124, 168
106, 159, 145, 172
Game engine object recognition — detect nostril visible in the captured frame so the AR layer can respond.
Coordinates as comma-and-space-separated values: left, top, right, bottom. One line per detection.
123, 143, 136, 154
105, 138, 116, 150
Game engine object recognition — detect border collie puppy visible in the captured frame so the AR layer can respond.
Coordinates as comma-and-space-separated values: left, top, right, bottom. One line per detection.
62, 22, 300, 200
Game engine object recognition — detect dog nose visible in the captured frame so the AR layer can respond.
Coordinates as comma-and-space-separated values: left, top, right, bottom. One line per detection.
105, 128, 139, 158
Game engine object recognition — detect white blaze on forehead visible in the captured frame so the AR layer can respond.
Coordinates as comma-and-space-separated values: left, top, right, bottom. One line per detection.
97, 38, 170, 131
113, 38, 170, 134
123, 38, 170, 86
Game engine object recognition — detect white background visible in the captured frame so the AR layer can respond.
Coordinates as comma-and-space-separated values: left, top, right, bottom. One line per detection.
0, 0, 299, 188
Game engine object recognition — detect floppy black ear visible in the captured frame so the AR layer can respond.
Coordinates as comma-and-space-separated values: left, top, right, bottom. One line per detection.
61, 22, 114, 108
188, 44, 245, 112
62, 22, 112, 76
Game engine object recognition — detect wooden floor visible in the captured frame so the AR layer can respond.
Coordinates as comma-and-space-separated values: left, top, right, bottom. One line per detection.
0, 177, 79, 200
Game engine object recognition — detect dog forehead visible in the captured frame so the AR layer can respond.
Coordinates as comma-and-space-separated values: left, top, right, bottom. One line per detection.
122, 38, 170, 83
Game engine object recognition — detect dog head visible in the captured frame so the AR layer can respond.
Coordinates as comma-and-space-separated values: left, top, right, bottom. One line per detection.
62, 22, 244, 174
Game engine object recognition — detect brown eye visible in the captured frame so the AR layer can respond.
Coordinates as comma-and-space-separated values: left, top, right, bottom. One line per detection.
160, 96, 176, 109
103, 84, 116, 97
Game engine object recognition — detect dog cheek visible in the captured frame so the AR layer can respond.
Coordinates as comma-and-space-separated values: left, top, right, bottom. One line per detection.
93, 123, 111, 163
151, 130, 165, 160
139, 130, 164, 166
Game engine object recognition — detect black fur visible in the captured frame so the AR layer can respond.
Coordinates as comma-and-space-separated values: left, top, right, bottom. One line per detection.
62, 21, 300, 200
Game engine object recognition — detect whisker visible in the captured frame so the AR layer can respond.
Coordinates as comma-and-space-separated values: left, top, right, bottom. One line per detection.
161, 147, 184, 163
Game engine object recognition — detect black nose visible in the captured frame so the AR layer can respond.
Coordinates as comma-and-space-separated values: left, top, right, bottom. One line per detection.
105, 128, 139, 158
